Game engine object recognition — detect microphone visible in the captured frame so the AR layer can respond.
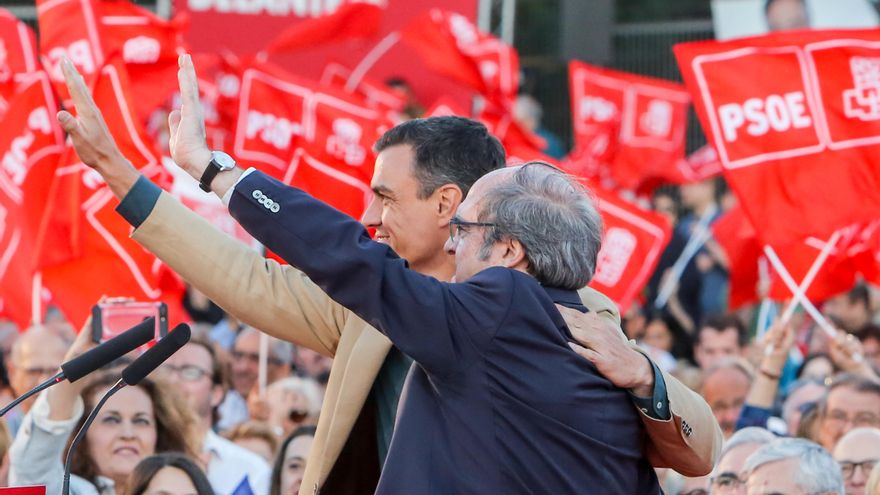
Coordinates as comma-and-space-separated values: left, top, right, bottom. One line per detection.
0, 317, 156, 417
62, 323, 191, 495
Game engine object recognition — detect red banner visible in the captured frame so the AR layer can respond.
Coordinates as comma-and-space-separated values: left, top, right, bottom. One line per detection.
0, 9, 39, 120
675, 29, 880, 246
588, 185, 672, 312
568, 61, 689, 192
0, 71, 65, 329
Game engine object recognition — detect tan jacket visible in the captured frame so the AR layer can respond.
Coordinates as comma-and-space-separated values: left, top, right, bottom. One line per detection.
133, 192, 722, 493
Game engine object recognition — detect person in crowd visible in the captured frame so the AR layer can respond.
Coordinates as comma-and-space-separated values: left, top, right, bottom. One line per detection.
8, 321, 201, 494
161, 334, 270, 493
825, 285, 874, 335
57, 55, 722, 493
291, 346, 332, 383
701, 358, 754, 438
832, 427, 880, 495
0, 419, 10, 486
218, 328, 293, 431
384, 77, 425, 120
710, 427, 776, 494
677, 179, 727, 321
252, 376, 322, 440
693, 314, 748, 371
270, 426, 316, 495
856, 324, 880, 371
816, 374, 880, 452
223, 421, 279, 463
5, 325, 70, 436
765, 0, 810, 32
798, 353, 837, 381
736, 318, 794, 434
123, 453, 214, 495
512, 94, 566, 159
782, 378, 828, 435
745, 437, 844, 494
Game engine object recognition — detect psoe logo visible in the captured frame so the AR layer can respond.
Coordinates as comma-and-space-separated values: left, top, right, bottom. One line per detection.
593, 227, 636, 287
123, 36, 161, 65
246, 110, 302, 151
326, 118, 366, 166
639, 99, 673, 138
843, 56, 880, 122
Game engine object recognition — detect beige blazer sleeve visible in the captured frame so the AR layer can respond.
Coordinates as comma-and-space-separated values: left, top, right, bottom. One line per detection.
132, 191, 347, 357
578, 287, 722, 477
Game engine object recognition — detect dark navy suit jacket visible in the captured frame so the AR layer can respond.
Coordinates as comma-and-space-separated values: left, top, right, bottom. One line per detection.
228, 171, 660, 494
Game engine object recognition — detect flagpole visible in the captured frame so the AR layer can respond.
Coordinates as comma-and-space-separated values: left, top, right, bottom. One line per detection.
654, 203, 718, 309
500, 0, 516, 45
258, 331, 268, 398
763, 245, 838, 338
31, 272, 41, 325
778, 231, 841, 324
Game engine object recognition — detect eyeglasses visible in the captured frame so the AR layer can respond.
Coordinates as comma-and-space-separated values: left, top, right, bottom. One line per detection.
823, 409, 880, 428
840, 459, 878, 479
163, 364, 211, 382
710, 472, 744, 493
231, 350, 283, 367
448, 217, 496, 244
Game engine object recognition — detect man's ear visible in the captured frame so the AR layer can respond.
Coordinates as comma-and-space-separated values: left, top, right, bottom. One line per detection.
434, 184, 463, 224
500, 237, 527, 270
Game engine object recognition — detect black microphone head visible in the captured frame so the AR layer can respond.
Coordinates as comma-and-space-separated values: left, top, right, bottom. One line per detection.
121, 324, 191, 386
60, 317, 156, 383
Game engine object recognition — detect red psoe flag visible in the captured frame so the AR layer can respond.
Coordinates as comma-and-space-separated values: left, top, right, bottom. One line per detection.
0, 9, 40, 118
568, 61, 689, 192
0, 71, 65, 329
37, 0, 104, 105
675, 29, 880, 246
588, 185, 672, 312
401, 9, 518, 105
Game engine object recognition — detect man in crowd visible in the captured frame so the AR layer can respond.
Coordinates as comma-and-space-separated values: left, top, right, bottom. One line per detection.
825, 284, 874, 335
700, 358, 753, 438
5, 327, 68, 435
162, 335, 270, 493
693, 314, 748, 371
218, 327, 293, 430
832, 427, 880, 495
816, 375, 880, 451
745, 438, 844, 495
709, 427, 775, 494
57, 55, 721, 493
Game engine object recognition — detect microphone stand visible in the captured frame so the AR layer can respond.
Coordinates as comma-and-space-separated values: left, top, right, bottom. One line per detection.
62, 378, 127, 495
0, 371, 65, 417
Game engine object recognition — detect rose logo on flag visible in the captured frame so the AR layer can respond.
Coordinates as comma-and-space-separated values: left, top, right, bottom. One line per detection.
844, 56, 880, 121
639, 99, 673, 138
326, 118, 366, 166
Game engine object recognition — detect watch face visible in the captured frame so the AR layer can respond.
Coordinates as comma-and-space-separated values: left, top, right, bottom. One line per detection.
212, 151, 236, 170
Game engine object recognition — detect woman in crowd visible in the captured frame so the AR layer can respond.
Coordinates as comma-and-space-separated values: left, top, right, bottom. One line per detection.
124, 453, 213, 495
270, 426, 316, 495
8, 319, 200, 494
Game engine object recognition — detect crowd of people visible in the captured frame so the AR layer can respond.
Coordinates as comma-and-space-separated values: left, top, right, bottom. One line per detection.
0, 46, 876, 494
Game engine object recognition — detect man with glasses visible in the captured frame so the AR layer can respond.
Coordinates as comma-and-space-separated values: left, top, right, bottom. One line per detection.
708, 427, 776, 494
833, 427, 880, 495
816, 374, 880, 451
162, 334, 271, 494
5, 326, 68, 436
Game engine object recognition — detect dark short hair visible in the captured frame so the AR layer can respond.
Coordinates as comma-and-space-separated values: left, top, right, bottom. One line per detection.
819, 373, 880, 415
856, 324, 880, 343
696, 313, 749, 347
270, 425, 317, 495
124, 453, 213, 495
374, 116, 506, 199
847, 283, 871, 309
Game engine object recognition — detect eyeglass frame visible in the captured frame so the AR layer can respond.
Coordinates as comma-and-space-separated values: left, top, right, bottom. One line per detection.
448, 217, 497, 244
162, 364, 212, 382
710, 471, 745, 492
839, 459, 879, 479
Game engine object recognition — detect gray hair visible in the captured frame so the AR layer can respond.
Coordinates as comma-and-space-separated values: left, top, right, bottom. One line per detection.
744, 438, 844, 494
238, 327, 295, 365
718, 427, 776, 466
477, 162, 603, 289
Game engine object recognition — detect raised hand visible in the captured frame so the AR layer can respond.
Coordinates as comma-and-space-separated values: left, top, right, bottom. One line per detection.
55, 58, 140, 198
167, 54, 212, 179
